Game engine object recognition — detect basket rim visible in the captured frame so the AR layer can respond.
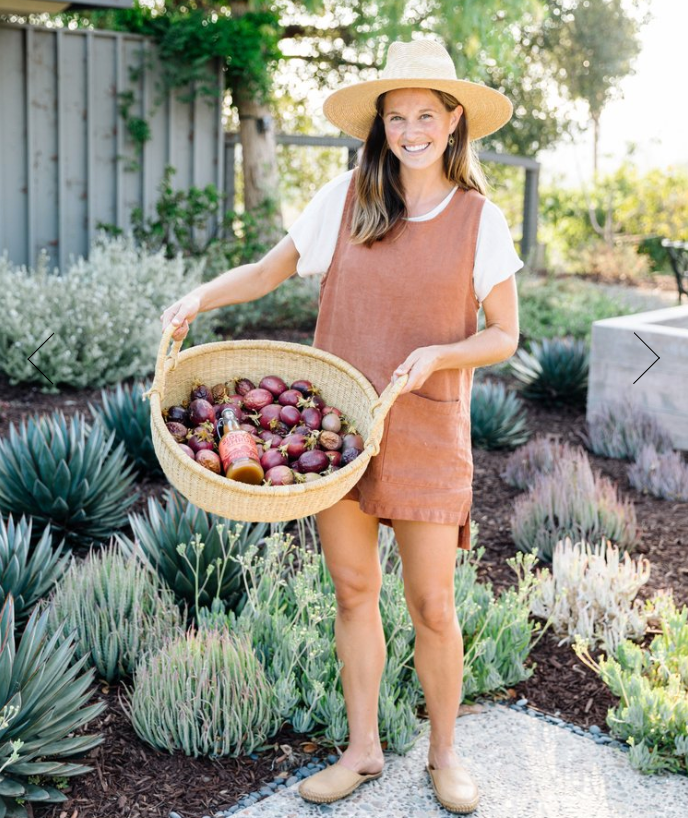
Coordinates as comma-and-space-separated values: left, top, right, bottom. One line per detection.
163, 338, 380, 405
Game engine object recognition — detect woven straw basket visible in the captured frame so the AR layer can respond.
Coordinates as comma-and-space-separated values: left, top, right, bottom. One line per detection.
142, 323, 407, 522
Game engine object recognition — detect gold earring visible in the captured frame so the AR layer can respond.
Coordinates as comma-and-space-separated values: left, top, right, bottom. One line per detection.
448, 135, 455, 146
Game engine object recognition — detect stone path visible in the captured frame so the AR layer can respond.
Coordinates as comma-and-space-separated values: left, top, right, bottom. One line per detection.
219, 702, 688, 818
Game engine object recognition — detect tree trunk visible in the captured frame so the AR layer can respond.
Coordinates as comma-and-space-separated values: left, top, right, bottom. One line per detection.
228, 1, 283, 247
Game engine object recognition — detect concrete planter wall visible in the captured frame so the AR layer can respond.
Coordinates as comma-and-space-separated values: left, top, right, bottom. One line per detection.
587, 305, 688, 451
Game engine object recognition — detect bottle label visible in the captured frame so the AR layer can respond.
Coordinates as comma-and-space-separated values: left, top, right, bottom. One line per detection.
219, 431, 261, 473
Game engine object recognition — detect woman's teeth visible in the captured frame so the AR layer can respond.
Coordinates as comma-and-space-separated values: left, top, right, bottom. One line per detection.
404, 143, 429, 153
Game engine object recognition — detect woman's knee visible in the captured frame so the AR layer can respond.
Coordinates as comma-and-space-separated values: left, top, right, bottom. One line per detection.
332, 571, 382, 615
407, 592, 457, 633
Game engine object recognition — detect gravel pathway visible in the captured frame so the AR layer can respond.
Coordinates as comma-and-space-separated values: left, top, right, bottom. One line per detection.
198, 701, 688, 818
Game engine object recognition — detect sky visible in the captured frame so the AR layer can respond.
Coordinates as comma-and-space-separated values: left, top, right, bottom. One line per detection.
537, 0, 688, 187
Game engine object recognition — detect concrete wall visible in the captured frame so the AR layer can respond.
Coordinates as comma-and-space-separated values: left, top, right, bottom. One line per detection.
587, 305, 688, 450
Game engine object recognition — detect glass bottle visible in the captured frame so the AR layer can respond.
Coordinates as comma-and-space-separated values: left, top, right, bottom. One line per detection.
218, 408, 265, 485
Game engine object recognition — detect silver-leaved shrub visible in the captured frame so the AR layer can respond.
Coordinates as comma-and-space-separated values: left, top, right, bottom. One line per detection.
510, 449, 639, 562
583, 399, 674, 460
122, 627, 280, 758
628, 443, 688, 501
0, 235, 216, 392
40, 541, 185, 683
196, 521, 540, 755
501, 434, 581, 491
530, 535, 655, 657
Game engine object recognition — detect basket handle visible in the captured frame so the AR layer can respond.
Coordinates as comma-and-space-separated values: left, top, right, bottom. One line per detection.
364, 372, 408, 456
141, 322, 184, 403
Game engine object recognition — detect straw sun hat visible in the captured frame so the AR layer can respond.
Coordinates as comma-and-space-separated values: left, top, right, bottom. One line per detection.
323, 38, 513, 142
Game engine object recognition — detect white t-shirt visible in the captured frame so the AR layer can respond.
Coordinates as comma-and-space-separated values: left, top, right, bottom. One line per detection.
287, 168, 524, 305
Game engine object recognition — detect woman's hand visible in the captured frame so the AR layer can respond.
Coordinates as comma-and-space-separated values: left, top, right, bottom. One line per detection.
391, 346, 441, 394
160, 292, 202, 342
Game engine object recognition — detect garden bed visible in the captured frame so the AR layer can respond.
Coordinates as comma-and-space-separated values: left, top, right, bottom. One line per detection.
1, 343, 687, 818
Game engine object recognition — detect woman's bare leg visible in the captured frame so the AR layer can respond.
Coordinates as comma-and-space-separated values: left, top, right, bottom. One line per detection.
393, 518, 464, 770
315, 499, 386, 774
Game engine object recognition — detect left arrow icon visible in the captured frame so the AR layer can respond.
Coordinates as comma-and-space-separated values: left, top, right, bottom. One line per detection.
27, 333, 55, 384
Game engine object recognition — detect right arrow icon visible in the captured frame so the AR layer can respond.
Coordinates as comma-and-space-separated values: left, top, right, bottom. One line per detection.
633, 332, 660, 384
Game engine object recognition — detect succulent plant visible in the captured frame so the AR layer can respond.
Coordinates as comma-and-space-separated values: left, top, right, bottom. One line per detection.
582, 399, 675, 461
529, 535, 653, 657
0, 410, 138, 549
116, 488, 268, 621
0, 512, 70, 626
41, 542, 185, 683
501, 435, 582, 491
88, 380, 162, 477
509, 336, 589, 406
470, 380, 531, 450
121, 627, 280, 758
628, 444, 688, 501
0, 595, 105, 815
510, 449, 639, 562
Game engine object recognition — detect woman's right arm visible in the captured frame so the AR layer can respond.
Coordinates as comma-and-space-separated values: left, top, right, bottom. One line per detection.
160, 233, 301, 341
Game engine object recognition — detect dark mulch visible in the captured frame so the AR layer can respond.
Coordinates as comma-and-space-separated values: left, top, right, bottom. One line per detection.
1, 335, 687, 818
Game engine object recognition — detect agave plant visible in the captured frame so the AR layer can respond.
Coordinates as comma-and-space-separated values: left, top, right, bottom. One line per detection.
509, 336, 589, 406
0, 513, 70, 626
583, 399, 675, 461
41, 541, 184, 684
116, 488, 269, 622
0, 595, 106, 816
88, 380, 162, 477
0, 410, 138, 549
470, 380, 531, 450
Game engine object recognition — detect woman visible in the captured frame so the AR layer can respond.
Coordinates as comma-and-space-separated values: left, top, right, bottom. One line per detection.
161, 38, 521, 814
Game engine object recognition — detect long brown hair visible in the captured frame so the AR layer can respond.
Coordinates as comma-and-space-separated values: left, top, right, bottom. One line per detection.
350, 89, 488, 247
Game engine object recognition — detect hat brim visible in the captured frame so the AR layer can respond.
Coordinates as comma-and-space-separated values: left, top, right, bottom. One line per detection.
323, 78, 513, 142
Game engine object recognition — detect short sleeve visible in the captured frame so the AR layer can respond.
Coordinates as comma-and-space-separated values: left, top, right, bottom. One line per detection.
287, 169, 353, 277
473, 200, 525, 304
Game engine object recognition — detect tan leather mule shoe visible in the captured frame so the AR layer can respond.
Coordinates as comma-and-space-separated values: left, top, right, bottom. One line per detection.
298, 763, 383, 803
426, 762, 480, 813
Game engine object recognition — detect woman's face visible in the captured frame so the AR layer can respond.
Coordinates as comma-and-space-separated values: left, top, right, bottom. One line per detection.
381, 88, 462, 174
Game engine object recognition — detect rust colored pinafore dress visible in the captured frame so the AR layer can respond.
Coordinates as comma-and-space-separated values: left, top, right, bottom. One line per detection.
312, 169, 486, 550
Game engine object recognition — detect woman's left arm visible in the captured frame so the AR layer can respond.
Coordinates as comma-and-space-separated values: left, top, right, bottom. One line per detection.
392, 274, 519, 393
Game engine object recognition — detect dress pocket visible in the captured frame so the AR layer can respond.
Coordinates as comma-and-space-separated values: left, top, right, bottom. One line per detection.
372, 391, 471, 489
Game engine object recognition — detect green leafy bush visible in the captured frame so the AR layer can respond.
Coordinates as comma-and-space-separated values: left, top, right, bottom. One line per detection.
0, 235, 215, 392
583, 400, 675, 460
0, 513, 69, 626
573, 594, 688, 774
89, 380, 162, 478
41, 542, 184, 683
510, 336, 589, 406
122, 627, 280, 758
214, 274, 319, 336
516, 273, 638, 345
510, 450, 639, 562
501, 435, 581, 490
0, 595, 105, 815
470, 380, 531, 450
0, 411, 138, 550
116, 489, 268, 622
197, 521, 540, 754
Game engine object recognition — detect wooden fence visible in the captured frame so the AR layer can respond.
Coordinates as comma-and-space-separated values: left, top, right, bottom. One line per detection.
0, 22, 223, 271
